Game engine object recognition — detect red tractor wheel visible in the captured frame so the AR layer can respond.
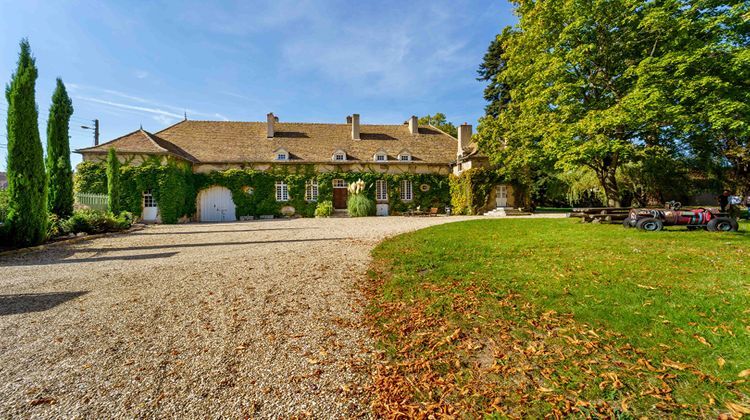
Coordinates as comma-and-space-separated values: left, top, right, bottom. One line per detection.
636, 217, 663, 232
707, 217, 739, 232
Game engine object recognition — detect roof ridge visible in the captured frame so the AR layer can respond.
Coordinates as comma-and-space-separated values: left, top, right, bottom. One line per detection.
139, 129, 169, 154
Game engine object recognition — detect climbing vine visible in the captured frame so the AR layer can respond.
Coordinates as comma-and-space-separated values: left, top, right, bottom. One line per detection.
449, 167, 501, 215
75, 162, 453, 223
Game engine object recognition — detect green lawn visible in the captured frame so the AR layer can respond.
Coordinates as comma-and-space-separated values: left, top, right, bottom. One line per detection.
367, 218, 750, 418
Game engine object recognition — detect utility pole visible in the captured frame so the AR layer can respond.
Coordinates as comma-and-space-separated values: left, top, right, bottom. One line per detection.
81, 119, 99, 146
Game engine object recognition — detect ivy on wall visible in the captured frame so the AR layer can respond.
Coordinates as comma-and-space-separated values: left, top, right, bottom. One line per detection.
74, 162, 452, 223
449, 167, 500, 215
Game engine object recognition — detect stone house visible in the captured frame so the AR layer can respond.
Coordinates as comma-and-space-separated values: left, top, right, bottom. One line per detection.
75, 114, 516, 221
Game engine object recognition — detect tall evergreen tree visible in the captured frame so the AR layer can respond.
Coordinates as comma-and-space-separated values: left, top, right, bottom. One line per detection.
5, 39, 47, 246
46, 78, 74, 217
106, 148, 121, 214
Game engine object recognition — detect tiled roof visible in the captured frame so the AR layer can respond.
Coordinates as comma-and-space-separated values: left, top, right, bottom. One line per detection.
76, 129, 197, 162
76, 120, 460, 165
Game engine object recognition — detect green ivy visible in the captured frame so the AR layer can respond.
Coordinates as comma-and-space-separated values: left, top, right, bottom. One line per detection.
74, 161, 107, 194
449, 168, 500, 215
75, 162, 453, 222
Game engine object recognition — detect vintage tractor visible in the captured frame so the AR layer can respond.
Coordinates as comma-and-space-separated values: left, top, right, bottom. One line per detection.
623, 206, 739, 232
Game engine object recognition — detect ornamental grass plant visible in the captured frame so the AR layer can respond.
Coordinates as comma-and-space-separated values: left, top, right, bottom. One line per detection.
347, 179, 374, 217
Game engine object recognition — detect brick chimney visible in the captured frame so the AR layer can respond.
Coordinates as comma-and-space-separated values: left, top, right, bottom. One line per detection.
408, 115, 418, 135
457, 123, 472, 158
267, 113, 275, 138
351, 113, 360, 140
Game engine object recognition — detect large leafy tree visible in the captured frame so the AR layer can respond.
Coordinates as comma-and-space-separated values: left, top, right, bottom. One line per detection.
46, 78, 74, 217
667, 0, 750, 193
478, 0, 749, 206
419, 113, 458, 137
5, 39, 47, 245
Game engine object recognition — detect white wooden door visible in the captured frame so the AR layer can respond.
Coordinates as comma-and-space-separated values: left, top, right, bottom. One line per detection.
496, 185, 508, 207
142, 190, 159, 222
199, 186, 236, 222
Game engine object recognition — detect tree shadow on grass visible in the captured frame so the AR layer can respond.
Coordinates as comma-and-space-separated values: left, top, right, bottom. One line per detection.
0, 291, 88, 316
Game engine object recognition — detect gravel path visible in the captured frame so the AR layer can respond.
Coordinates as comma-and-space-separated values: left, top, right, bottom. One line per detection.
0, 216, 471, 418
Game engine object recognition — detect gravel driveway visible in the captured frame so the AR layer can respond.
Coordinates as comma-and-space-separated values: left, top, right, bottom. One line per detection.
0, 216, 470, 418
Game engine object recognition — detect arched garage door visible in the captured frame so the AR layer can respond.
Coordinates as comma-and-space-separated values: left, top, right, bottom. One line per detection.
199, 186, 237, 222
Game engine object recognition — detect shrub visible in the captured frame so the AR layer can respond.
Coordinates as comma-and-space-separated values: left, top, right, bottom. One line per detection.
61, 209, 133, 236
314, 200, 334, 218
47, 213, 67, 238
347, 194, 374, 217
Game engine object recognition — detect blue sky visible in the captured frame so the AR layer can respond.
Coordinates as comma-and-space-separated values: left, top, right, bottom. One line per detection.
0, 0, 516, 171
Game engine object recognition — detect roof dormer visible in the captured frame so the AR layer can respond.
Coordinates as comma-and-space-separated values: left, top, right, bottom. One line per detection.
373, 149, 388, 162
274, 147, 290, 161
397, 150, 412, 162
332, 149, 347, 162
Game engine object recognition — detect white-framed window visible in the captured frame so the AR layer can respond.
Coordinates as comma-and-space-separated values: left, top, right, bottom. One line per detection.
275, 181, 289, 201
305, 179, 318, 202
333, 150, 346, 161
374, 152, 387, 162
376, 180, 388, 201
333, 179, 347, 188
143, 190, 157, 207
398, 153, 412, 162
276, 152, 288, 161
400, 180, 413, 201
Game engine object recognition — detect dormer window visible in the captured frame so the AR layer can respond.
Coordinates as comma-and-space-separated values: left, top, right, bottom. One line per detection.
332, 150, 347, 161
374, 151, 387, 162
398, 151, 412, 162
275, 148, 289, 161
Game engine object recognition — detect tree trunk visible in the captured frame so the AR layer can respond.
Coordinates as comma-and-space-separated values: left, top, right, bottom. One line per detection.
596, 166, 620, 207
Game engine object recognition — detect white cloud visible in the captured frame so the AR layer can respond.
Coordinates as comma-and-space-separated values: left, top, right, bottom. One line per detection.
76, 96, 184, 119
72, 85, 231, 122
134, 70, 149, 79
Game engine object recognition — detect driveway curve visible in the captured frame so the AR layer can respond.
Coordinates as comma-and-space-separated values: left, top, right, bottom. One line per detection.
0, 216, 471, 418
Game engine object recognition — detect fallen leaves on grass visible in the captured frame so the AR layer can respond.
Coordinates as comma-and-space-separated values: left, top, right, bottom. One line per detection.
362, 276, 725, 418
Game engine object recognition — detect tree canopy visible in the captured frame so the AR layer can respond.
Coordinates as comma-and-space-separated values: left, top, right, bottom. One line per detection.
476, 0, 749, 206
419, 113, 458, 137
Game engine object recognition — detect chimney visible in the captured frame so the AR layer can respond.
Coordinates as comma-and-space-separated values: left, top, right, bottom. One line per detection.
346, 115, 352, 124
408, 115, 418, 135
457, 123, 472, 157
267, 113, 275, 138
351, 113, 360, 140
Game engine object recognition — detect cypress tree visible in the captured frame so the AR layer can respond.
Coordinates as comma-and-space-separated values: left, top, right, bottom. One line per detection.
5, 39, 47, 246
46, 78, 74, 217
106, 148, 121, 214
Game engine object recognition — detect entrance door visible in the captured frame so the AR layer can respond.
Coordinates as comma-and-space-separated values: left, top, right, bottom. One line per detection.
496, 185, 508, 207
142, 190, 159, 222
333, 179, 348, 209
199, 186, 237, 222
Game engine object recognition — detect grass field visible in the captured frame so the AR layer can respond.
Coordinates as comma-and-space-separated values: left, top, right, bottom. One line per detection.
366, 218, 750, 418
